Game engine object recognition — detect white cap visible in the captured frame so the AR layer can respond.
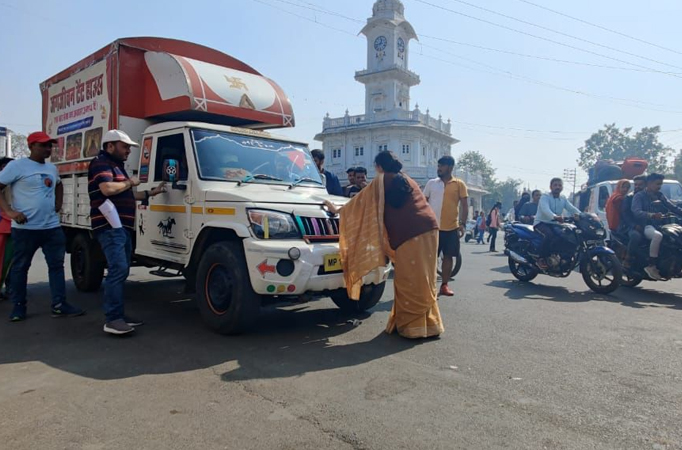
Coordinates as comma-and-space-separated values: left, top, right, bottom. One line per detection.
102, 129, 139, 147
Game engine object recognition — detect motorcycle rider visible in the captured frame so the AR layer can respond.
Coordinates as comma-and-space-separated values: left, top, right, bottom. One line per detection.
534, 178, 581, 270
518, 190, 541, 224
617, 175, 646, 270
631, 173, 682, 280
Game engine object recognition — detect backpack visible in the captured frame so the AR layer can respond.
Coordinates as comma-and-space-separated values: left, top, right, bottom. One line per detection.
486, 213, 492, 227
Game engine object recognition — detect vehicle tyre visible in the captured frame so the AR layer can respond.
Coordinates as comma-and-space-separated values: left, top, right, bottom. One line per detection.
508, 256, 538, 282
71, 233, 105, 292
581, 253, 622, 294
330, 281, 386, 313
437, 252, 463, 280
464, 234, 472, 243
621, 272, 643, 288
195, 241, 261, 335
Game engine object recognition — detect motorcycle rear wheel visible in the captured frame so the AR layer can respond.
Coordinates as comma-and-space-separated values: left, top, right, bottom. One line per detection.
621, 272, 643, 288
581, 253, 622, 294
508, 256, 538, 282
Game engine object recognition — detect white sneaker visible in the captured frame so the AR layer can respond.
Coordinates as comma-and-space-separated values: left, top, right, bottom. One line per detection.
644, 265, 664, 281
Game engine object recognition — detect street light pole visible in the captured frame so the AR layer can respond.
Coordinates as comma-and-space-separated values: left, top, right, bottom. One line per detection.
564, 168, 577, 199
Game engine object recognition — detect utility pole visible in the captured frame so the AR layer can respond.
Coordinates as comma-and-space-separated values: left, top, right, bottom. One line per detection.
563, 168, 577, 198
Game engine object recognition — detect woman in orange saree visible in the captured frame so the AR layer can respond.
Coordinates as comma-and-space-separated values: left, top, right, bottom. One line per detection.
325, 151, 443, 339
605, 179, 631, 232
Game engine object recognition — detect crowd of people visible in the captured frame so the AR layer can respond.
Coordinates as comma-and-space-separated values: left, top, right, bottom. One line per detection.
5, 133, 680, 340
0, 130, 165, 335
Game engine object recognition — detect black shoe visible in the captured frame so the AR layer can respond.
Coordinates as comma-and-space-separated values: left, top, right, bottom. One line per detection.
51, 302, 86, 318
125, 316, 144, 327
104, 319, 135, 335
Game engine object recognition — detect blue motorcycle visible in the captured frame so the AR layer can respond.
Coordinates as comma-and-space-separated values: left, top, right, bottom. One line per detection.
503, 214, 622, 294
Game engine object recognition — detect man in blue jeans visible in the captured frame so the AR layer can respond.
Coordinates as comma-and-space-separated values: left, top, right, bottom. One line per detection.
89, 130, 165, 335
0, 131, 84, 321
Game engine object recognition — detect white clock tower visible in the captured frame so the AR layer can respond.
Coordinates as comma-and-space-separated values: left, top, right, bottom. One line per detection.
356, 0, 419, 114
315, 0, 462, 187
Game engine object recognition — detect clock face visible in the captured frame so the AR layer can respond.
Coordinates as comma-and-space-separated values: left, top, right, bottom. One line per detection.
397, 37, 405, 53
374, 35, 387, 52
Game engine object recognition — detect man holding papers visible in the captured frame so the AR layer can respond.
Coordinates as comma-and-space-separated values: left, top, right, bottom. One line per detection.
89, 130, 165, 335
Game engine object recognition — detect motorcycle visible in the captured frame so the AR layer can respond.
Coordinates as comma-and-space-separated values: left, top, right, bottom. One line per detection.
503, 213, 622, 294
464, 219, 476, 243
609, 213, 682, 287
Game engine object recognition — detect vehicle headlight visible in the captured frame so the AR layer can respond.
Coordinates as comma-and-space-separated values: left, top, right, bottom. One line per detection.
248, 210, 300, 239
595, 228, 606, 238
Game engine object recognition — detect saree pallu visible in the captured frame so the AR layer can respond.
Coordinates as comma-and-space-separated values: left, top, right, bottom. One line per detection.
386, 229, 444, 339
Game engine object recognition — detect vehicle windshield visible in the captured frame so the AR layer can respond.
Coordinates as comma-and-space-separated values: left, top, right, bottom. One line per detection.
662, 182, 682, 202
191, 129, 323, 186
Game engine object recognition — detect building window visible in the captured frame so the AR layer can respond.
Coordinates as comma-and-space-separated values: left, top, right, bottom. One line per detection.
402, 144, 410, 154
354, 146, 364, 157
422, 146, 427, 157
378, 144, 388, 152
332, 148, 341, 159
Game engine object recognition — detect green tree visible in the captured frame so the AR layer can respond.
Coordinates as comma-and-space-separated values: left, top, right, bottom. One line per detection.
577, 124, 673, 174
673, 149, 682, 182
456, 150, 496, 189
483, 178, 523, 212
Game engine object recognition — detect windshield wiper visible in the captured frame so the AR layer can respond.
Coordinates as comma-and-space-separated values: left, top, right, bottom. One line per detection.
238, 174, 284, 185
289, 177, 324, 189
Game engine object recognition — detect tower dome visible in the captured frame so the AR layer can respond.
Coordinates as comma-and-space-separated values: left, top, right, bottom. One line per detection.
372, 0, 405, 20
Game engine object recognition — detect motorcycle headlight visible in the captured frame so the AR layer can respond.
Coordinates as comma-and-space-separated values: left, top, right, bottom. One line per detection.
248, 210, 301, 239
595, 228, 606, 238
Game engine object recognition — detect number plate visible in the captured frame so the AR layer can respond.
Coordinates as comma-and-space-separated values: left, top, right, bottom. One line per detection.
324, 253, 342, 272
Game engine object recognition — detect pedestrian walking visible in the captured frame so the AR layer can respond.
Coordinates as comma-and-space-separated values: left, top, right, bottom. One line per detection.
0, 132, 84, 321
88, 130, 166, 335
476, 211, 486, 244
488, 202, 502, 252
325, 150, 443, 339
423, 155, 469, 297
311, 149, 343, 196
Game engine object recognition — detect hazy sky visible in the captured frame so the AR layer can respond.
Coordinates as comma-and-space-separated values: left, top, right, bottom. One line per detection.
2, 0, 682, 189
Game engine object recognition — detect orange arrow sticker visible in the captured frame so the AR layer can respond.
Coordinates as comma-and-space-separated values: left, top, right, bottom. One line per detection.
257, 260, 276, 276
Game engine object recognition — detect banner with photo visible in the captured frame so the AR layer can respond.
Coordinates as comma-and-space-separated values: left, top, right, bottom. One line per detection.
46, 59, 110, 162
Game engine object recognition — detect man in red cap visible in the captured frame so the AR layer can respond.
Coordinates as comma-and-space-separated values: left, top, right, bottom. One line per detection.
0, 131, 84, 321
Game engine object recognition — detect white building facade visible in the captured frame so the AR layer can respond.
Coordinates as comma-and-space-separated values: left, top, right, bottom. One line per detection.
314, 0, 458, 185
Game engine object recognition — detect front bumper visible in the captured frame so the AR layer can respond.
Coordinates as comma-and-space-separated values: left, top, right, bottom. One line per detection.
243, 238, 390, 295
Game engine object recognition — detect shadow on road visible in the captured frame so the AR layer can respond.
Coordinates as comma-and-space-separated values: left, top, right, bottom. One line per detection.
0, 278, 419, 382
486, 278, 682, 310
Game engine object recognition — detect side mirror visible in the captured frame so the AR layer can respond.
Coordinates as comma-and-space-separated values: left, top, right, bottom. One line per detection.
162, 159, 187, 191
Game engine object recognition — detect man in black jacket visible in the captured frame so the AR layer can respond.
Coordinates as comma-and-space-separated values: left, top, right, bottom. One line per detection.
618, 175, 646, 269
311, 150, 343, 196
631, 173, 682, 280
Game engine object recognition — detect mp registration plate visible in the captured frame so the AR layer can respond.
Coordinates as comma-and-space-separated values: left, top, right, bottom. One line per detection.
323, 253, 342, 272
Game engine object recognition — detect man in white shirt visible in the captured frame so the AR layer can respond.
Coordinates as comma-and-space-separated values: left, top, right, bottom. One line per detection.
534, 177, 581, 269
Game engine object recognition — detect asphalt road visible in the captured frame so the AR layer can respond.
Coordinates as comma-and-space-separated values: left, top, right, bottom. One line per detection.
1, 237, 681, 450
